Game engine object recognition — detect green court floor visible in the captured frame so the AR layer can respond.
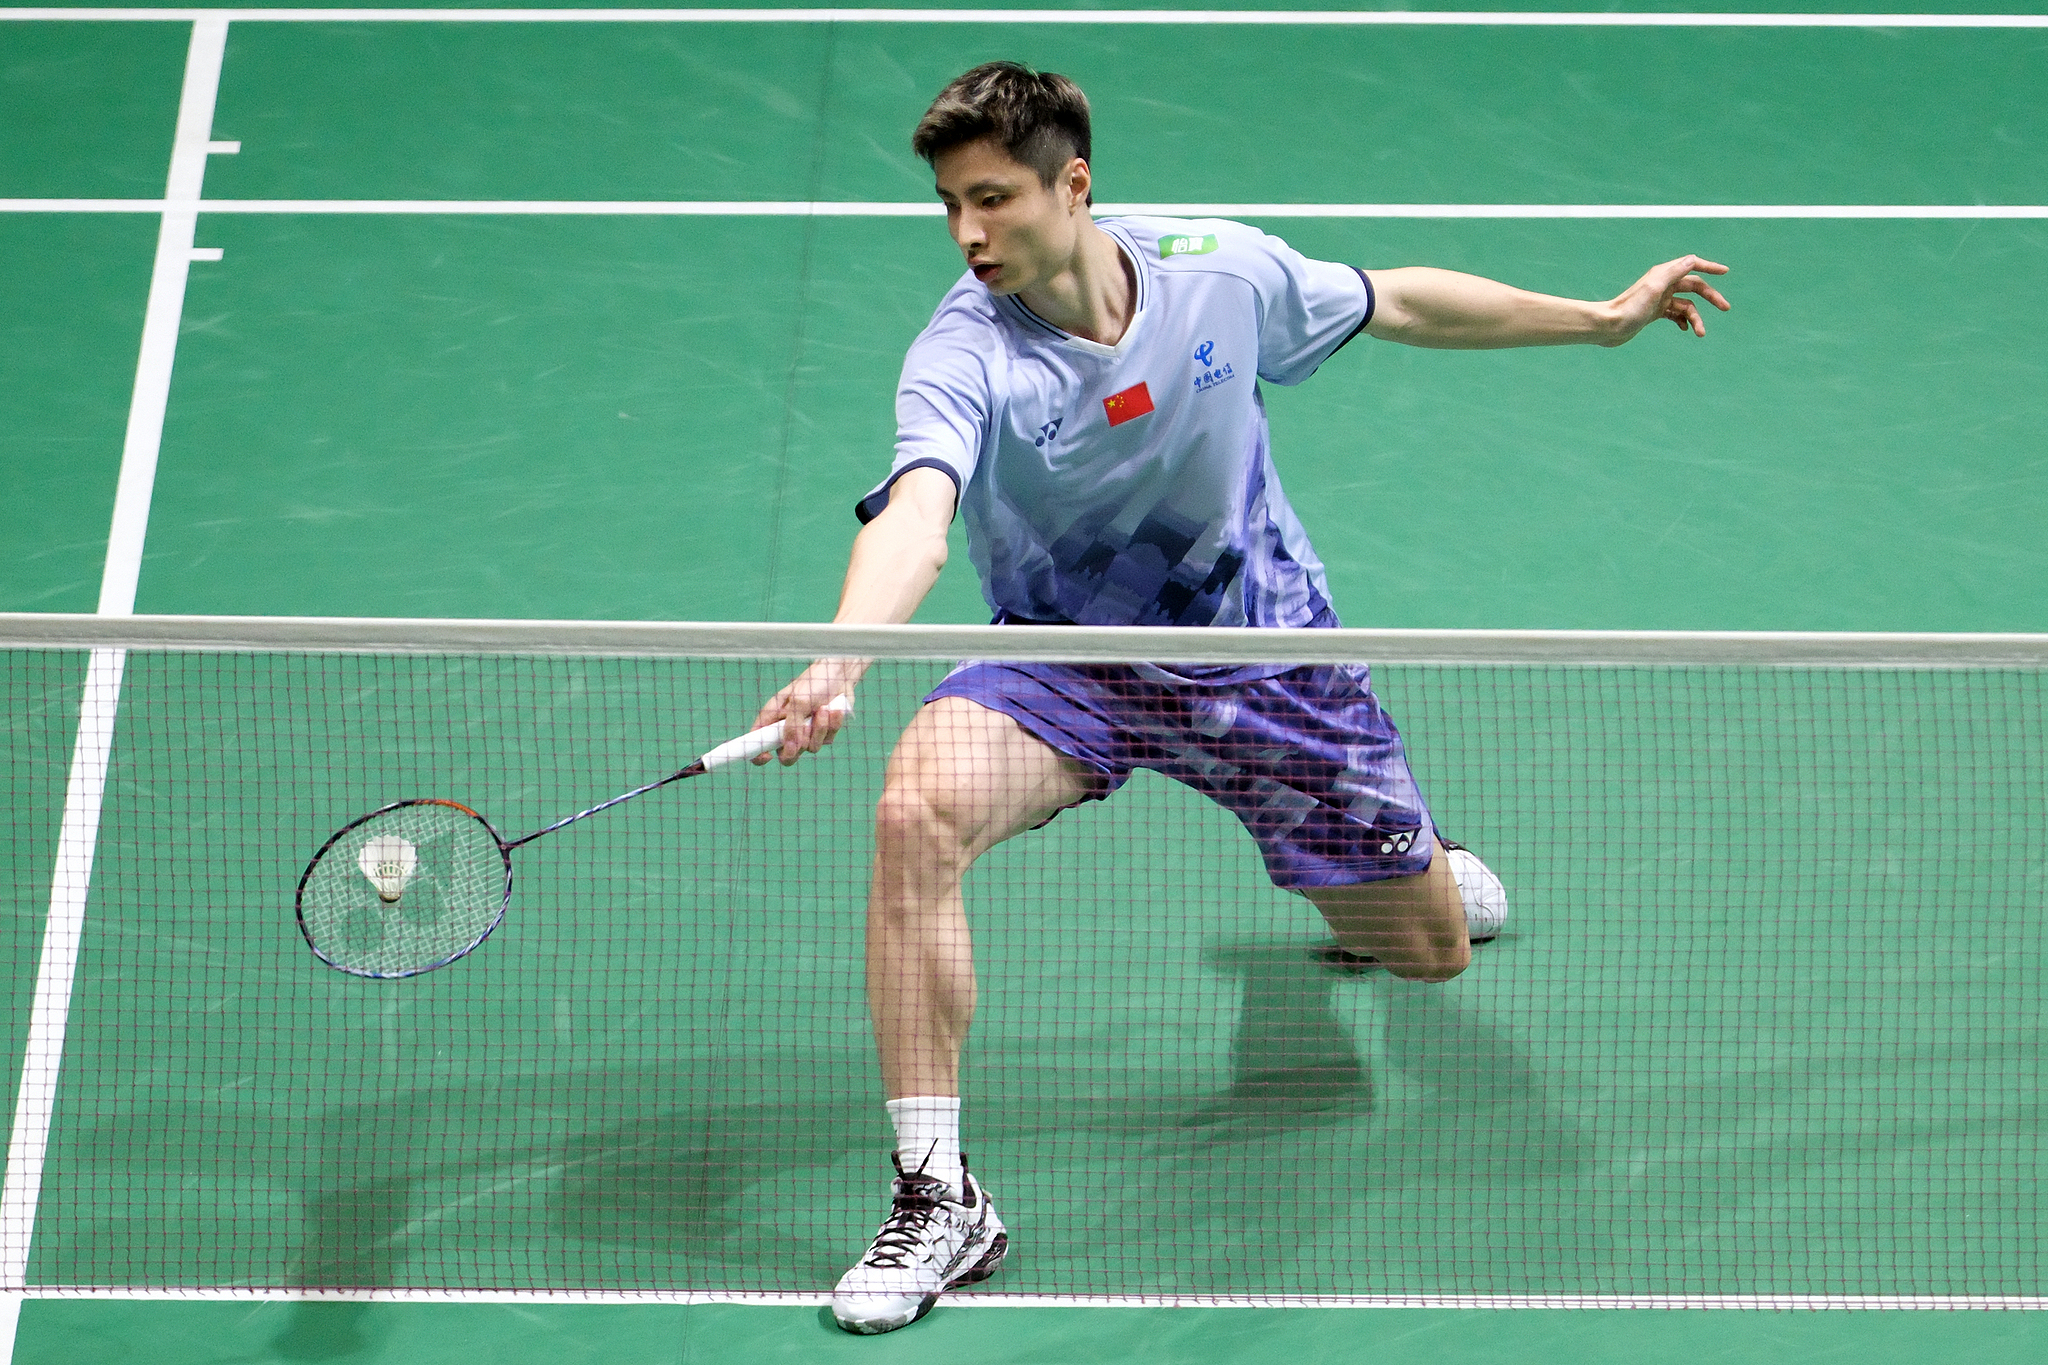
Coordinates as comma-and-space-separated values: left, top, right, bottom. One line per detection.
17, 1300, 2048, 1364
3, 6, 2045, 1363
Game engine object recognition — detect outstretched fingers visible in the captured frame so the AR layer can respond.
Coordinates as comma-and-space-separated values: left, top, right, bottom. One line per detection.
1656, 256, 1732, 337
1668, 293, 1706, 336
1676, 262, 1733, 313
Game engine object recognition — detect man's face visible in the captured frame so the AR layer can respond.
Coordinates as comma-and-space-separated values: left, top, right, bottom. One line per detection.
932, 137, 1087, 297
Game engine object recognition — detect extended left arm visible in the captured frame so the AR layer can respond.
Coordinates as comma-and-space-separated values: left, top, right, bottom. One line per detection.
1364, 255, 1730, 350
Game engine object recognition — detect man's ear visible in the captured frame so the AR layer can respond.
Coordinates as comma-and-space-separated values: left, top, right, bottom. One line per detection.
1065, 157, 1092, 212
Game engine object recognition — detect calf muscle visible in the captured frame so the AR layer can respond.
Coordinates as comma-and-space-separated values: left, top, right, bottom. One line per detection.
868, 698, 1091, 1098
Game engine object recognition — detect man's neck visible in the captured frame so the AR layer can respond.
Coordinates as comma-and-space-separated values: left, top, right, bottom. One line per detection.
1016, 220, 1135, 347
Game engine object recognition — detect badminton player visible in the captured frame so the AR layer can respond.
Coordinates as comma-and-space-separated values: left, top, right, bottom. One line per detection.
750, 61, 1731, 1334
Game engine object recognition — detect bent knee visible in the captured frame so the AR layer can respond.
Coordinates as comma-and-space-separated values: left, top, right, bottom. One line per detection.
873, 783, 960, 850
873, 774, 1005, 869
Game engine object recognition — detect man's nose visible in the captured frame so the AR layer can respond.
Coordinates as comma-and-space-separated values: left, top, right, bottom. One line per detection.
953, 209, 985, 255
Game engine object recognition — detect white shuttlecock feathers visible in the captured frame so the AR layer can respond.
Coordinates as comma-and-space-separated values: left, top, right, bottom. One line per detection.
358, 834, 419, 904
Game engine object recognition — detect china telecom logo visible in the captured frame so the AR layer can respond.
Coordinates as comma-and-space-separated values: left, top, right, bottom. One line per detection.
1192, 340, 1235, 393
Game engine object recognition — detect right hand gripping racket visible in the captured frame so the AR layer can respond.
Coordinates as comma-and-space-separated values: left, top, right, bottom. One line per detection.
294, 697, 851, 979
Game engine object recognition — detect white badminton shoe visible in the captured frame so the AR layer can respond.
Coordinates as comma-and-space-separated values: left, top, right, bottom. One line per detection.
1438, 836, 1507, 944
831, 1157, 1009, 1335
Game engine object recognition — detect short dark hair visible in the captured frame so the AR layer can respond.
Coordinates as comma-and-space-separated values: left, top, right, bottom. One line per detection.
911, 62, 1093, 198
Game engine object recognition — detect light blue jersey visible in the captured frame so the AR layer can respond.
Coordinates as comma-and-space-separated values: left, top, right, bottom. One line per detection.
858, 217, 1374, 632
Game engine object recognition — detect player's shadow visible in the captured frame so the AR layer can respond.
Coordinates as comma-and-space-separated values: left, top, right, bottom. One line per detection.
1176, 937, 1377, 1135
1175, 936, 1588, 1177
1370, 969, 1593, 1181
266, 1054, 875, 1358
547, 1095, 869, 1284
262, 1299, 380, 1362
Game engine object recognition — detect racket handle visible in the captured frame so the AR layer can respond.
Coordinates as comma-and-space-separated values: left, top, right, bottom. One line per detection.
699, 694, 853, 772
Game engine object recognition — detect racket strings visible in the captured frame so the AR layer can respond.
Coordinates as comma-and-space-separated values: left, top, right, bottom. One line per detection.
299, 803, 508, 977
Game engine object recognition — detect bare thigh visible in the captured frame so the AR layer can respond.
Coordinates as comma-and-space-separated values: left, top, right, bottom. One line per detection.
878, 695, 1096, 868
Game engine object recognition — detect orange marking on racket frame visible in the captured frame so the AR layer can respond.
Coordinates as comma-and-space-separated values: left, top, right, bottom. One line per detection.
422, 798, 485, 818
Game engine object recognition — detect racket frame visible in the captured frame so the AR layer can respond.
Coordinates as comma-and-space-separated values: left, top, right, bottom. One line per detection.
294, 797, 515, 980
295, 695, 849, 978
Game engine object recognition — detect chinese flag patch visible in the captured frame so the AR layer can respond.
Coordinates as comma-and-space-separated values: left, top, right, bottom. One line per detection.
1102, 382, 1155, 427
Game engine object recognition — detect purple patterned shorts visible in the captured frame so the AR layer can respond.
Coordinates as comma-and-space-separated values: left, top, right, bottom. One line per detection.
925, 660, 1436, 890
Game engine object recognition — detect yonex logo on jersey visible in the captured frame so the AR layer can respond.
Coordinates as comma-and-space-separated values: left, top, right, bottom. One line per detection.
1376, 828, 1420, 857
1035, 418, 1063, 448
1103, 383, 1155, 427
1192, 340, 1236, 394
1160, 234, 1219, 259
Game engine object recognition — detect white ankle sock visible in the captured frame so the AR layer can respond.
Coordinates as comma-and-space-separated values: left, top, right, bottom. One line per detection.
885, 1096, 964, 1194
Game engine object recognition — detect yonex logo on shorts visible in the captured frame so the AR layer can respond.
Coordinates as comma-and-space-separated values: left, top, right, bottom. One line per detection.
1377, 828, 1420, 856
1160, 234, 1220, 259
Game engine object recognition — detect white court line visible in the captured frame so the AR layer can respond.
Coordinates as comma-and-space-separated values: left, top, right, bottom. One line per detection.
7, 1285, 2048, 1309
97, 22, 230, 618
0, 201, 169, 213
0, 19, 230, 1358
0, 653, 128, 1360
1102, 203, 2048, 219
3, 8, 2048, 26
4, 198, 2048, 218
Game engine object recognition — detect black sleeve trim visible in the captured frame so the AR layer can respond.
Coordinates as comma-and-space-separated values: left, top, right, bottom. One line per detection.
1330, 266, 1377, 356
853, 457, 963, 525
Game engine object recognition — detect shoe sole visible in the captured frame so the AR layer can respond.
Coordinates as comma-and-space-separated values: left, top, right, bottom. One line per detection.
833, 1230, 1009, 1335
953, 1230, 1008, 1286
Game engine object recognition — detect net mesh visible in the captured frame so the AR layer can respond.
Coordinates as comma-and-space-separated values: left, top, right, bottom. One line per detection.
3, 633, 2043, 1300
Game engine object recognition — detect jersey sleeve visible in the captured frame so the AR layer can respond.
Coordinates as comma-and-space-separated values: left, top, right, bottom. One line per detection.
855, 300, 994, 524
1224, 222, 1376, 387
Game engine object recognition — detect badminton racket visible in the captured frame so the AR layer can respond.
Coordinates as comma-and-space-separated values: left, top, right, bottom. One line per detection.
295, 696, 850, 978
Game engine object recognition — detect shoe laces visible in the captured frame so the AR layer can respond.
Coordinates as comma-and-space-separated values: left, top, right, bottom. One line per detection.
859, 1178, 954, 1269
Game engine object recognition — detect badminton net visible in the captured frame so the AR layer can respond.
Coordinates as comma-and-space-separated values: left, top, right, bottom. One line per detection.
2, 614, 2042, 1305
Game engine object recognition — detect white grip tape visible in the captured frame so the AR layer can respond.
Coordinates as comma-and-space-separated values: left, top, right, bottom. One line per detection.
699, 694, 853, 772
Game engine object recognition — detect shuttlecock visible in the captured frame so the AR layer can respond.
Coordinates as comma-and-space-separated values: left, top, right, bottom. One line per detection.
358, 834, 418, 904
